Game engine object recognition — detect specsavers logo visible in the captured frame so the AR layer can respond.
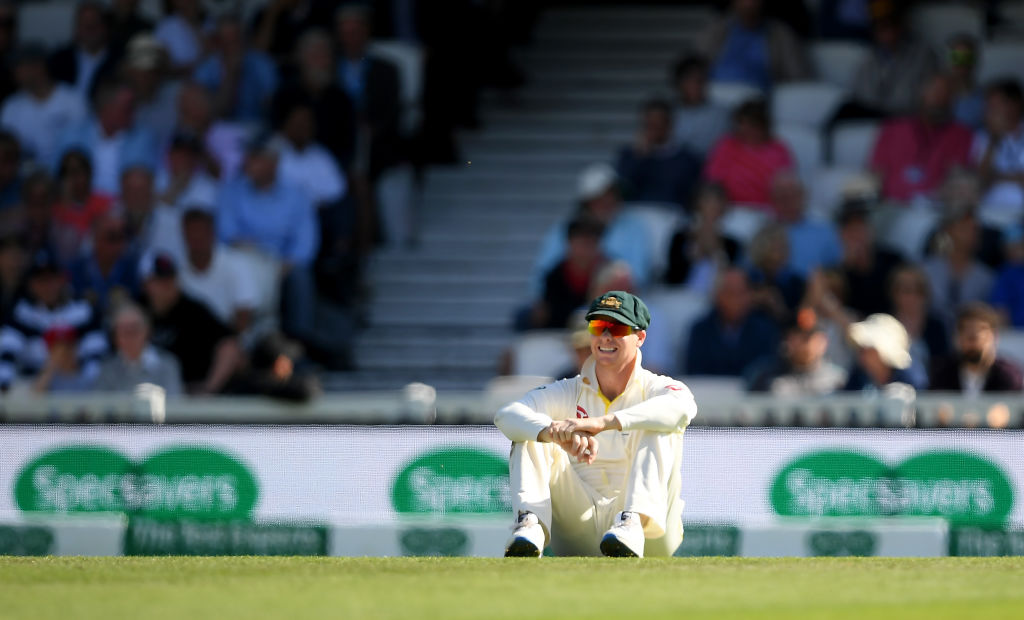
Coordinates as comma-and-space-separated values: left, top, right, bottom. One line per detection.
14, 445, 258, 520
770, 449, 1013, 526
391, 447, 510, 514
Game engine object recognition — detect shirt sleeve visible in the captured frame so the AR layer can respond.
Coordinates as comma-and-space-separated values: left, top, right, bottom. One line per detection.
494, 379, 575, 442
285, 190, 319, 266
614, 374, 698, 432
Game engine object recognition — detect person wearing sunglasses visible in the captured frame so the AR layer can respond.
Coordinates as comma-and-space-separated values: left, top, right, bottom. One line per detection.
495, 291, 698, 558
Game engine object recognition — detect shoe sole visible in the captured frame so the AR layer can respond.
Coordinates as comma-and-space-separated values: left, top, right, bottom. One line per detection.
600, 534, 640, 558
504, 537, 542, 558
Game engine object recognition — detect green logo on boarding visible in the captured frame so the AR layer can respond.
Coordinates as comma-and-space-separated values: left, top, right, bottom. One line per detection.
769, 450, 1013, 526
14, 445, 258, 520
391, 447, 510, 514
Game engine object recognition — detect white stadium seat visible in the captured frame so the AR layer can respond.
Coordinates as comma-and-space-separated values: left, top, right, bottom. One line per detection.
810, 42, 870, 91
997, 329, 1024, 367
17, 2, 74, 49
708, 81, 764, 109
642, 288, 709, 375
832, 121, 880, 169
625, 202, 687, 282
911, 4, 984, 53
510, 331, 574, 378
776, 123, 824, 182
772, 81, 845, 128
979, 43, 1024, 86
806, 166, 863, 219
876, 204, 939, 262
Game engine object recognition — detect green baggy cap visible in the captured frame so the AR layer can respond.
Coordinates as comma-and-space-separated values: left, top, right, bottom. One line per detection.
585, 290, 651, 330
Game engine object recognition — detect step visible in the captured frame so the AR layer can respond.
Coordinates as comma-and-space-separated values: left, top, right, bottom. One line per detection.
537, 7, 715, 32
513, 50, 680, 72
424, 170, 577, 194
372, 280, 531, 301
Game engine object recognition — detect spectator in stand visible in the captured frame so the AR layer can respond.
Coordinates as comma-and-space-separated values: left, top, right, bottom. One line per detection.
57, 79, 157, 195
48, 1, 122, 101
334, 4, 410, 248
991, 226, 1024, 327
0, 234, 25, 320
139, 251, 243, 395
194, 14, 279, 123
531, 164, 653, 297
155, 0, 204, 75
746, 222, 805, 324
972, 79, 1024, 223
109, 0, 154, 53
816, 0, 871, 41
273, 98, 347, 208
116, 166, 173, 257
869, 74, 973, 204
835, 199, 904, 318
28, 325, 93, 394
252, 0, 338, 65
930, 302, 1023, 394
664, 182, 739, 291
123, 34, 180, 151
843, 312, 916, 391
51, 149, 113, 265
670, 55, 731, 160
156, 131, 219, 212
0, 130, 18, 211
685, 267, 779, 376
69, 212, 138, 313
946, 34, 985, 130
923, 206, 994, 329
94, 302, 182, 395
615, 98, 700, 208
177, 197, 266, 346
217, 134, 318, 349
696, 0, 810, 92
772, 171, 841, 277
11, 171, 60, 258
1, 44, 87, 168
704, 99, 795, 209
526, 216, 606, 330
747, 307, 848, 395
844, 1, 938, 119
887, 264, 950, 390
0, 249, 107, 391
272, 29, 356, 169
173, 81, 247, 181
0, 1, 17, 104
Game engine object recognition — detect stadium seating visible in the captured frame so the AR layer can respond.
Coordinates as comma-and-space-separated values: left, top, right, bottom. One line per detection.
997, 329, 1024, 367
910, 4, 985, 52
626, 202, 687, 282
771, 82, 845, 128
832, 121, 881, 169
979, 42, 1024, 85
776, 123, 824, 183
810, 41, 870, 91
875, 204, 939, 262
643, 288, 709, 374
708, 81, 764, 109
510, 331, 574, 378
16, 2, 74, 48
806, 165, 863, 219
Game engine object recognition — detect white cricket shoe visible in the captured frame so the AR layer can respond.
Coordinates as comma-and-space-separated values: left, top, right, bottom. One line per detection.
600, 511, 645, 558
504, 511, 545, 557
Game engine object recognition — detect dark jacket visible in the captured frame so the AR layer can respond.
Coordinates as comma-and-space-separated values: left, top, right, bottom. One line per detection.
928, 356, 1024, 393
684, 309, 780, 376
48, 45, 122, 100
363, 56, 405, 179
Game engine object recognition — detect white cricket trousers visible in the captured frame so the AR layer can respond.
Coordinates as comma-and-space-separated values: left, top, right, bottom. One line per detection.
509, 430, 685, 557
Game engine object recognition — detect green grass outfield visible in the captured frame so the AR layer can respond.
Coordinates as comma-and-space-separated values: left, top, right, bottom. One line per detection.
1, 556, 1022, 620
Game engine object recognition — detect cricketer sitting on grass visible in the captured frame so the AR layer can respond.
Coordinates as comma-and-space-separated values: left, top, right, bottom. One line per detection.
495, 291, 698, 558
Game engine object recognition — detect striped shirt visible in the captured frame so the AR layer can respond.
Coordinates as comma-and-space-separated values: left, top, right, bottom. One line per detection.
0, 297, 107, 389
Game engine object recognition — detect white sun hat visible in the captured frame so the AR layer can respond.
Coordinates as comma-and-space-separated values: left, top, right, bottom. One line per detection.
848, 313, 912, 369
577, 163, 619, 202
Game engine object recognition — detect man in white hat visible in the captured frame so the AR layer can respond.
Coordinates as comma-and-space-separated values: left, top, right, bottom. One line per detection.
529, 163, 654, 299
844, 313, 916, 391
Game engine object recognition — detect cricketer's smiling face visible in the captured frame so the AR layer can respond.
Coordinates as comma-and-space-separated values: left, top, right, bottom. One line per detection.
589, 317, 646, 372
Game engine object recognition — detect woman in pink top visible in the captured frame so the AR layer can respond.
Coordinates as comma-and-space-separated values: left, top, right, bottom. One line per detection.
704, 99, 795, 210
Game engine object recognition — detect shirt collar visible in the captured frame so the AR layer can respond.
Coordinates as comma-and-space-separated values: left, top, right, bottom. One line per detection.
579, 349, 644, 397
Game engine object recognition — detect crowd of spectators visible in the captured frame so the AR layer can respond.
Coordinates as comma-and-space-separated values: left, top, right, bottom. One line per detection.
0, 0, 528, 399
524, 0, 1024, 398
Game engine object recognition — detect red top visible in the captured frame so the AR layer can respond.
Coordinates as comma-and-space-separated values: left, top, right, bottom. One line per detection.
52, 194, 114, 234
704, 135, 795, 210
870, 117, 973, 202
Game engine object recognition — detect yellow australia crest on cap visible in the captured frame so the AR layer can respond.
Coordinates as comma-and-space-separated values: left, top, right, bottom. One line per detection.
600, 296, 622, 309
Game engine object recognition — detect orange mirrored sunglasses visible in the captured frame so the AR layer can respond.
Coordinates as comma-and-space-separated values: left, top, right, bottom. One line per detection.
587, 319, 635, 338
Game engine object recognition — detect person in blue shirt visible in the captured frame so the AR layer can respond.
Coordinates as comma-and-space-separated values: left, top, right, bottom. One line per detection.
194, 14, 279, 123
68, 212, 138, 314
217, 133, 318, 347
771, 170, 842, 277
685, 267, 780, 376
531, 164, 655, 298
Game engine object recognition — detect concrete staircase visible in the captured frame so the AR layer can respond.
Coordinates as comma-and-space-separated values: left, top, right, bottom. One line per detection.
324, 5, 714, 391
